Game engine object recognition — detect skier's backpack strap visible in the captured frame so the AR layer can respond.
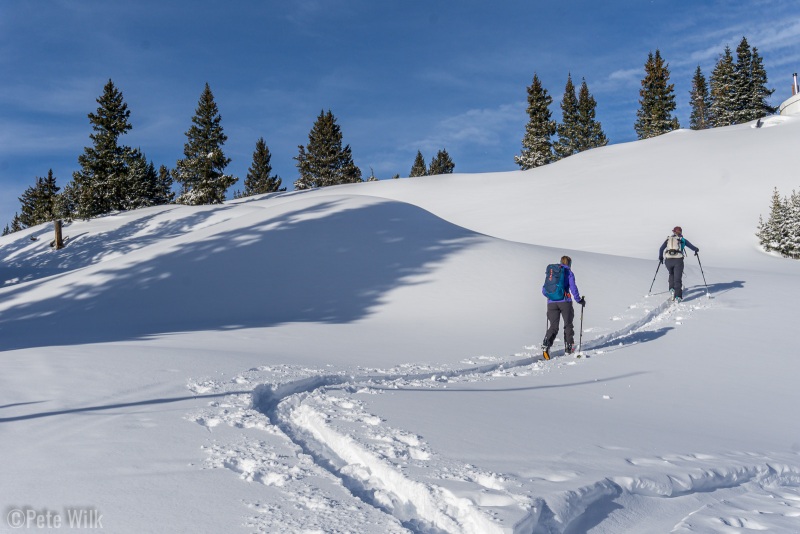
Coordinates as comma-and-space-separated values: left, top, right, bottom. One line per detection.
543, 263, 566, 301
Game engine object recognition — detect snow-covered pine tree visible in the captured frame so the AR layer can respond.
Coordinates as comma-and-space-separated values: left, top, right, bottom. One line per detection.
755, 213, 769, 249
553, 74, 580, 160
18, 169, 60, 228
783, 189, 800, 259
122, 151, 160, 210
689, 66, 712, 130
294, 110, 362, 190
409, 151, 427, 177
174, 84, 236, 204
576, 78, 608, 152
634, 50, 680, 140
710, 46, 737, 128
18, 179, 42, 228
757, 187, 790, 256
156, 165, 175, 205
427, 149, 455, 175
71, 79, 136, 219
10, 213, 23, 233
515, 73, 556, 170
240, 137, 283, 196
55, 183, 77, 222
749, 46, 776, 119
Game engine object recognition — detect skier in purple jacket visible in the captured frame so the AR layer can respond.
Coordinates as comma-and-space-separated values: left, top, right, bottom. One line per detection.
541, 255, 585, 359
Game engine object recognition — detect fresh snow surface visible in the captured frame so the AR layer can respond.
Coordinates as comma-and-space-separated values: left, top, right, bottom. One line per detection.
2, 116, 800, 533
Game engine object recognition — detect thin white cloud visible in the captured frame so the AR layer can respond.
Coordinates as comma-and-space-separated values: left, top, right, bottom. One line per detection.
408, 103, 521, 153
0, 78, 99, 116
594, 68, 641, 92
0, 121, 83, 156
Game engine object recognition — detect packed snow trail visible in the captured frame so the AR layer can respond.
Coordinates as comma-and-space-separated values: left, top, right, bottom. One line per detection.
180, 289, 800, 534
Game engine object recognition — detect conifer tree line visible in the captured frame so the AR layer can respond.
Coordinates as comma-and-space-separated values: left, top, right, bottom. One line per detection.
2, 35, 777, 232
517, 36, 775, 169
515, 73, 607, 170
408, 149, 456, 177
3, 80, 456, 234
690, 36, 774, 130
756, 187, 800, 259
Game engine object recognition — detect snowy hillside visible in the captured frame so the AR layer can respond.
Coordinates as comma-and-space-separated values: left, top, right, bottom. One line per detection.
1, 118, 799, 533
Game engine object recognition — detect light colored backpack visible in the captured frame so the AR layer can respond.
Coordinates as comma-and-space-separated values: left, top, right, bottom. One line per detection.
665, 235, 683, 258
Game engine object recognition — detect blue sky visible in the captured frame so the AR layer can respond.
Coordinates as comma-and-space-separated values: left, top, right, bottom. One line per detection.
2, 1, 800, 225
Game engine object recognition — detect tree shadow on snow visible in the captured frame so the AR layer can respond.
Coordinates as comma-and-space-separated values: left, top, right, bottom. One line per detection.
0, 400, 48, 410
0, 207, 227, 289
0, 199, 481, 351
0, 391, 250, 423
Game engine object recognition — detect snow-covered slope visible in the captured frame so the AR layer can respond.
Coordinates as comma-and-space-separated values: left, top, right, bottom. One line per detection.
1, 118, 799, 533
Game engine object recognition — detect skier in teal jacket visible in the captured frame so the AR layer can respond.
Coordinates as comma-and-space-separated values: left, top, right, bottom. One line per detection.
658, 226, 699, 302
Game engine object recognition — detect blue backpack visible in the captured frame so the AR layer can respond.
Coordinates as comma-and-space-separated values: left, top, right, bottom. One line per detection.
543, 263, 567, 301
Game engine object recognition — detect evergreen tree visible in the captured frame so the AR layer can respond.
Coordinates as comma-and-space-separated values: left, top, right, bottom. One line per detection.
576, 78, 608, 151
689, 66, 712, 130
710, 46, 737, 127
18, 169, 60, 228
634, 50, 680, 140
427, 149, 455, 175
711, 39, 775, 127
515, 73, 556, 170
553, 74, 580, 160
789, 190, 800, 258
409, 150, 427, 177
294, 110, 362, 190
174, 83, 236, 204
71, 79, 136, 218
732, 37, 754, 124
749, 46, 776, 118
56, 183, 77, 221
240, 137, 283, 197
2, 224, 9, 236
156, 165, 175, 205
10, 213, 23, 233
757, 187, 790, 256
122, 151, 158, 209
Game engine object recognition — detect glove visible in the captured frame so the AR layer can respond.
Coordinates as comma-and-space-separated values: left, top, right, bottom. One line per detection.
659, 258, 663, 264
694, 249, 700, 256
578, 296, 586, 306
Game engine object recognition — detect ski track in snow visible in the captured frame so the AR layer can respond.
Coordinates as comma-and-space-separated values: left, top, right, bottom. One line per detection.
185, 290, 800, 533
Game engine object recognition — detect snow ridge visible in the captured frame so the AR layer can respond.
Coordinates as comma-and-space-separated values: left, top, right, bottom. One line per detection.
535, 463, 800, 533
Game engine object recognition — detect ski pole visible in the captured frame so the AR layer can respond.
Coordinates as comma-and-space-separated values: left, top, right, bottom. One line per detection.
695, 252, 709, 295
648, 261, 662, 294
578, 301, 585, 354
545, 304, 548, 340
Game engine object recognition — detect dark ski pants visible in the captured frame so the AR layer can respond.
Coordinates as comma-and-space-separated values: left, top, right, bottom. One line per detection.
544, 301, 575, 347
665, 258, 685, 298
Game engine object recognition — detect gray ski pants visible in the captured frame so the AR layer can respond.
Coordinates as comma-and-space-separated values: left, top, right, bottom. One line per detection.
544, 301, 575, 347
665, 258, 685, 298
